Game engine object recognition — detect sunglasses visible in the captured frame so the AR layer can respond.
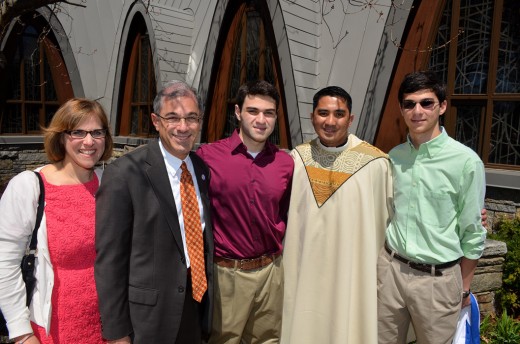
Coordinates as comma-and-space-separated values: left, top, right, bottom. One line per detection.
401, 99, 438, 110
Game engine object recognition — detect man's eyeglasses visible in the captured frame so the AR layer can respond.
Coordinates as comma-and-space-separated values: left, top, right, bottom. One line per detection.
155, 113, 201, 126
402, 99, 438, 110
65, 129, 107, 139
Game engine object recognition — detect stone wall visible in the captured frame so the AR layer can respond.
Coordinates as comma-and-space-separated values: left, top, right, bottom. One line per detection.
0, 144, 47, 195
475, 196, 520, 317
485, 198, 520, 228
472, 239, 507, 316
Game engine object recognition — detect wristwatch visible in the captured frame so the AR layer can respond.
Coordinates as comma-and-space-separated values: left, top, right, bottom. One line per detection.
462, 289, 471, 298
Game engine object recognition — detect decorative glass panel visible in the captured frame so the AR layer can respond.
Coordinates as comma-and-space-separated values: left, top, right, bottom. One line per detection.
489, 101, 520, 165
496, 0, 520, 93
140, 37, 150, 102
223, 104, 237, 138
131, 106, 139, 135
454, 0, 493, 94
120, 29, 156, 137
454, 104, 483, 152
45, 105, 58, 127
132, 67, 139, 101
264, 49, 274, 83
246, 11, 260, 81
223, 15, 246, 138
269, 118, 280, 144
1, 17, 70, 135
428, 1, 451, 80
8, 50, 22, 100
44, 56, 58, 101
223, 6, 280, 144
26, 104, 40, 132
23, 27, 41, 101
426, 0, 520, 167
2, 104, 22, 133
24, 54, 41, 101
140, 106, 151, 133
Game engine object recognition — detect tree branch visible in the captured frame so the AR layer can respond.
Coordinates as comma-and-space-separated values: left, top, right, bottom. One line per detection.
0, 0, 85, 42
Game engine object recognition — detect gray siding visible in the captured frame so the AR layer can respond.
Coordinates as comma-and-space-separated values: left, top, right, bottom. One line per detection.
279, 0, 320, 143
149, 2, 194, 82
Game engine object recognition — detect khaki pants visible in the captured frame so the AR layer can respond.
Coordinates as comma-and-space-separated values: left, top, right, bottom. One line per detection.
377, 247, 462, 344
209, 256, 283, 344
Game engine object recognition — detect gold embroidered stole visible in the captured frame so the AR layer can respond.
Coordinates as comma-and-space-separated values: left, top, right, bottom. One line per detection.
295, 139, 388, 207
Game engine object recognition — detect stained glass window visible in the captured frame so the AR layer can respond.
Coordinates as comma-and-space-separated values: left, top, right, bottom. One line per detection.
1, 16, 72, 135
221, 6, 278, 143
203, 0, 289, 148
118, 15, 156, 137
489, 102, 520, 165
429, 0, 520, 168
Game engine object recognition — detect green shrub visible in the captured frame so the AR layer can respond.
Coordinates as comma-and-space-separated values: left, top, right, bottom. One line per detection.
480, 311, 520, 343
489, 218, 520, 318
480, 314, 493, 341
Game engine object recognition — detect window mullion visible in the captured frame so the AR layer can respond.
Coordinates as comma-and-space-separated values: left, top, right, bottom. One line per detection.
481, 0, 504, 164
39, 41, 46, 131
137, 38, 143, 135
445, 0, 460, 135
240, 13, 247, 85
20, 57, 27, 134
259, 20, 265, 80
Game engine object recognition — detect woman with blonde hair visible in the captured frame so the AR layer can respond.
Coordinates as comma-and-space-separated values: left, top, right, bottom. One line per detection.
0, 98, 113, 343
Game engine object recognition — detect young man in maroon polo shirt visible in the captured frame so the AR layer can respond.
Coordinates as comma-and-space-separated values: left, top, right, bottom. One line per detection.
196, 80, 293, 343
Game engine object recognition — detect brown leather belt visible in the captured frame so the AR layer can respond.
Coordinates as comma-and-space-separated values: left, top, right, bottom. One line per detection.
384, 242, 459, 276
214, 253, 281, 271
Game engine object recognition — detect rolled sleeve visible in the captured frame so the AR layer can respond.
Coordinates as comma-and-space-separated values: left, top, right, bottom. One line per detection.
458, 159, 487, 259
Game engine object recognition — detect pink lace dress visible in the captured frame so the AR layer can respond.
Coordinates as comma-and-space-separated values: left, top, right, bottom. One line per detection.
32, 174, 105, 343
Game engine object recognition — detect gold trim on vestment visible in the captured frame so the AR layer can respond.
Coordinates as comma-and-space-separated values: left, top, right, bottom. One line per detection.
295, 140, 388, 207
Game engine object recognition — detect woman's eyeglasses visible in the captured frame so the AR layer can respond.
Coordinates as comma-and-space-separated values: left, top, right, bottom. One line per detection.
401, 99, 438, 110
65, 129, 107, 139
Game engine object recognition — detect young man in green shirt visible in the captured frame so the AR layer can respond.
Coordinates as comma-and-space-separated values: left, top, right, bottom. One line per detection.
377, 71, 487, 344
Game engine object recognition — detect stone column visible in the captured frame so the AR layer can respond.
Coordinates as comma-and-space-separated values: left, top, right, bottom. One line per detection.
471, 239, 507, 317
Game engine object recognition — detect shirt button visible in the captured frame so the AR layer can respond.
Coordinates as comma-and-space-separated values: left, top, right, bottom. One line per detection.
178, 286, 185, 293
250, 200, 255, 205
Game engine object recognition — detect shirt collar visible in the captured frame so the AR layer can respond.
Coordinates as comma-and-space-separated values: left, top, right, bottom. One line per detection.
315, 134, 350, 153
159, 139, 191, 175
406, 127, 448, 157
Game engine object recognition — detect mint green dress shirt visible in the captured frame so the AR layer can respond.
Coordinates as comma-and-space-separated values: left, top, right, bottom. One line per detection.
386, 128, 486, 264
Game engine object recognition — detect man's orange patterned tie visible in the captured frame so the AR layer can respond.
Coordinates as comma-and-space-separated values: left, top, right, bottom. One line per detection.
180, 162, 207, 302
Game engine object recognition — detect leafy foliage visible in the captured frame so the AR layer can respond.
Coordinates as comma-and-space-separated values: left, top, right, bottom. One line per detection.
481, 312, 520, 343
489, 218, 520, 318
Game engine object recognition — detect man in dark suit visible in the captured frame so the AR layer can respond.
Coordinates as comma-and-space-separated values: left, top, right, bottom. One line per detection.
95, 80, 213, 344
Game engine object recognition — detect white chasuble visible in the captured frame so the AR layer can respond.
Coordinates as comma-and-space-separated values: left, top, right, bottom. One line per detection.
282, 134, 393, 344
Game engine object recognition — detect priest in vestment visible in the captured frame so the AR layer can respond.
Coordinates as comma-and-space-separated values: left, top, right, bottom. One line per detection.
281, 86, 393, 344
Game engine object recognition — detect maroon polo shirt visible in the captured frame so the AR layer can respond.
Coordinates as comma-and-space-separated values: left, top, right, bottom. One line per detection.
196, 129, 294, 259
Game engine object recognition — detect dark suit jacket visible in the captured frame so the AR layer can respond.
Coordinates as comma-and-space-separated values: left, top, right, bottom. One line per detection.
95, 140, 214, 344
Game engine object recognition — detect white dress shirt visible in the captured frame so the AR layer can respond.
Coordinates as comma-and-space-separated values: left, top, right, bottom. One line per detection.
158, 140, 205, 269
